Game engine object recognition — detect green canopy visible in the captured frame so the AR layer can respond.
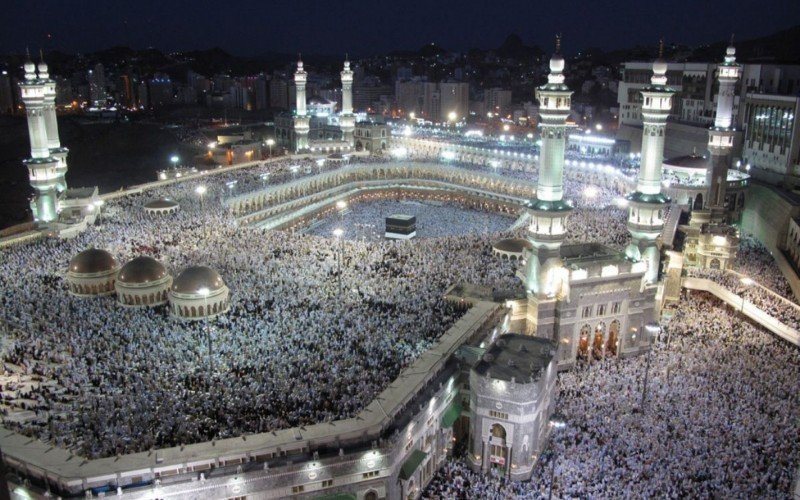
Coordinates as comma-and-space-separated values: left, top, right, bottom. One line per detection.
313, 493, 356, 500
399, 449, 428, 481
440, 399, 463, 428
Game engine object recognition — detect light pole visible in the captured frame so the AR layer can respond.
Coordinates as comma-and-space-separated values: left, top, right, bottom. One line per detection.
547, 412, 566, 500
266, 138, 275, 158
739, 277, 754, 313
195, 185, 207, 237
261, 173, 270, 187
170, 155, 179, 169
336, 200, 347, 222
94, 199, 104, 227
641, 322, 660, 412
333, 228, 344, 296
198, 287, 212, 374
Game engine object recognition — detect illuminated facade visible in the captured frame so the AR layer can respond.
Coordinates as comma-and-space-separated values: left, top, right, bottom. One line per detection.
468, 334, 557, 481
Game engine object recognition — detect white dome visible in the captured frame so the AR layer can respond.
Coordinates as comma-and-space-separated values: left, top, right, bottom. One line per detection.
653, 59, 668, 76
726, 45, 736, 57
550, 54, 565, 74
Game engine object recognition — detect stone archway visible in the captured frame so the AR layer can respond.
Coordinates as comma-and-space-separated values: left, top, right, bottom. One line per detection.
593, 322, 606, 360
578, 325, 591, 361
607, 320, 620, 357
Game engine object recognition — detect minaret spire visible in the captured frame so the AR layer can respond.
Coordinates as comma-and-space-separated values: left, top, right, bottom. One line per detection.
703, 37, 741, 217
340, 54, 355, 147
522, 34, 573, 335
292, 51, 310, 152
623, 40, 676, 282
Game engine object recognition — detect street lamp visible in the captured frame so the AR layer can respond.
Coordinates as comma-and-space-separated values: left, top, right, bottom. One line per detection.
739, 277, 754, 312
197, 287, 212, 373
333, 228, 344, 296
640, 322, 660, 411
547, 412, 567, 500
195, 185, 207, 237
170, 155, 179, 168
266, 138, 275, 157
448, 111, 457, 128
94, 199, 104, 226
336, 200, 347, 221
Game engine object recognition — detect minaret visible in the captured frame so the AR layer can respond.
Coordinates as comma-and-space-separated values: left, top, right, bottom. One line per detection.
523, 35, 573, 337
19, 49, 60, 222
339, 56, 355, 147
625, 40, 675, 283
705, 38, 740, 219
38, 51, 68, 193
293, 56, 309, 152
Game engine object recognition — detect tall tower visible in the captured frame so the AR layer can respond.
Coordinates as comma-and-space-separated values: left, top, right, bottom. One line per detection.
19, 50, 60, 222
705, 39, 740, 219
523, 36, 573, 337
38, 52, 68, 193
339, 56, 355, 147
293, 57, 310, 152
625, 41, 675, 283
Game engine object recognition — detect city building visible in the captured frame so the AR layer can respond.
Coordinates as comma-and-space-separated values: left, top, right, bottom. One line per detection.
423, 81, 469, 123
484, 88, 513, 116
741, 93, 800, 186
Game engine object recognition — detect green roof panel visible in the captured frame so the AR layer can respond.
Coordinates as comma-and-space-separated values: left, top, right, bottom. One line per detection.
399, 449, 428, 481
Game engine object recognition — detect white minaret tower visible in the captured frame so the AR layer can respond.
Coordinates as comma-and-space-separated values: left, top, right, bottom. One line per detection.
339, 56, 355, 147
19, 49, 60, 222
293, 56, 310, 152
523, 35, 573, 337
705, 38, 740, 218
37, 51, 68, 193
625, 41, 675, 283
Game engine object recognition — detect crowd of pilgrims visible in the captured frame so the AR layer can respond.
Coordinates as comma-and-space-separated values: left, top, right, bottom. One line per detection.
424, 292, 800, 499
0, 157, 532, 458
686, 235, 800, 330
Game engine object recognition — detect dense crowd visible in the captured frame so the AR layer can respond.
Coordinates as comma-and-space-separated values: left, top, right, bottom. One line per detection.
732, 236, 796, 301
424, 293, 800, 498
0, 159, 526, 458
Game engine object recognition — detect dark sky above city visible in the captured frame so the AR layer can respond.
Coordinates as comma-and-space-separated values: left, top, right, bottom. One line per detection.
3, 0, 800, 56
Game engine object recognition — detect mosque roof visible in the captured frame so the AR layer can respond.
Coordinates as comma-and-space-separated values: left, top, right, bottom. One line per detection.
492, 238, 533, 253
663, 154, 709, 170
625, 192, 671, 205
117, 256, 168, 285
171, 266, 226, 295
68, 249, 118, 275
472, 334, 555, 383
307, 95, 332, 105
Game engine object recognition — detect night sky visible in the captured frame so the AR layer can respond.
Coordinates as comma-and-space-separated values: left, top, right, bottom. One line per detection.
3, 0, 800, 56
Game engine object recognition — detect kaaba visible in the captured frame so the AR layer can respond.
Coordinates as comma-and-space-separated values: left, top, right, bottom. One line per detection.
385, 214, 417, 239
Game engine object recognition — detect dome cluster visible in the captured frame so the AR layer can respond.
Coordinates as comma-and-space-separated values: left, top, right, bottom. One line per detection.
66, 250, 228, 320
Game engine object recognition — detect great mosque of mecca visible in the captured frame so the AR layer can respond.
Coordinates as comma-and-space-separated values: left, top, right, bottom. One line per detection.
0, 38, 798, 500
